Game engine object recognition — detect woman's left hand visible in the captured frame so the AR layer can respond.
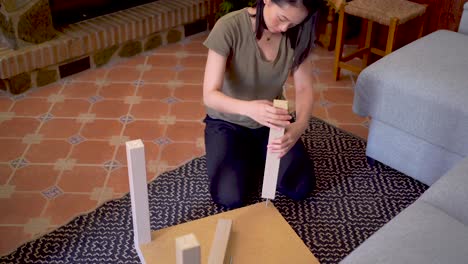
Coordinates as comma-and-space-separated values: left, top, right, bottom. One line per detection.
267, 122, 303, 158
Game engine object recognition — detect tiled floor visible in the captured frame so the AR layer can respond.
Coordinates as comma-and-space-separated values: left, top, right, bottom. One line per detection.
0, 32, 368, 256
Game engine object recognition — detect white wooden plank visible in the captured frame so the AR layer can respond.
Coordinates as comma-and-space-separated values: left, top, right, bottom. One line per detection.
261, 100, 288, 200
207, 219, 233, 264
176, 233, 201, 264
126, 139, 152, 264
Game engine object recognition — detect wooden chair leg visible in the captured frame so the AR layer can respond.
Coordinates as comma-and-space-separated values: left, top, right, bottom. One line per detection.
362, 19, 373, 68
385, 18, 399, 55
334, 8, 346, 81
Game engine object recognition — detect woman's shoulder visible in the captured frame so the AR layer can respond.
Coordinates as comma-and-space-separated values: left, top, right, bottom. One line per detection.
215, 8, 249, 29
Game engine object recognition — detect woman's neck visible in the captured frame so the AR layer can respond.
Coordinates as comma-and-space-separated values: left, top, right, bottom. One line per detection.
246, 7, 279, 40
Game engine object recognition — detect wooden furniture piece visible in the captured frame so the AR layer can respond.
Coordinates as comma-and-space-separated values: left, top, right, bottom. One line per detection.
140, 202, 319, 264
207, 219, 232, 264
317, 0, 344, 50
333, 0, 427, 80
126, 139, 152, 262
176, 234, 201, 264
262, 100, 288, 200
126, 139, 320, 264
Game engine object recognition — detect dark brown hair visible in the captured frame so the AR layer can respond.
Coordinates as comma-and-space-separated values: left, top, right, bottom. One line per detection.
254, 0, 319, 72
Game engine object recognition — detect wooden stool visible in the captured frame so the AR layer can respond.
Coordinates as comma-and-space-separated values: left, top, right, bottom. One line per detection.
333, 0, 427, 80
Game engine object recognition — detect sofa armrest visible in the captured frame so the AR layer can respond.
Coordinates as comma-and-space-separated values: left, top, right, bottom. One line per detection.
459, 1, 468, 35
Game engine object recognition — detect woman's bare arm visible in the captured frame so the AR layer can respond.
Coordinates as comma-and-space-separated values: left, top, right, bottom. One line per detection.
202, 49, 291, 128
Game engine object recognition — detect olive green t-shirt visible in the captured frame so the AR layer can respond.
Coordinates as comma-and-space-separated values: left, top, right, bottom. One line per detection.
203, 8, 294, 129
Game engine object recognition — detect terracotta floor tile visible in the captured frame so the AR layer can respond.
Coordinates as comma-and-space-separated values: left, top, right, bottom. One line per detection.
328, 105, 367, 124
106, 167, 130, 193
62, 82, 98, 98
114, 141, 159, 166
44, 194, 98, 225
0, 118, 40, 138
187, 33, 208, 42
311, 46, 334, 57
99, 83, 137, 99
25, 140, 71, 163
179, 55, 207, 68
153, 43, 183, 53
90, 100, 130, 118
11, 98, 51, 117
39, 119, 82, 139
0, 226, 31, 256
160, 142, 202, 167
312, 106, 328, 121
106, 67, 141, 83
71, 68, 107, 82
0, 192, 46, 224
81, 120, 123, 140
69, 141, 115, 165
50, 99, 90, 118
313, 59, 335, 72
166, 121, 204, 142
27, 83, 62, 97
0, 139, 27, 162
142, 68, 177, 83
117, 56, 147, 67
173, 84, 203, 101
136, 83, 172, 100
323, 88, 355, 104
123, 121, 166, 141
147, 54, 178, 68
182, 42, 208, 53
318, 71, 354, 87
58, 166, 107, 192
130, 101, 169, 119
284, 88, 296, 101
171, 101, 205, 120
10, 165, 59, 191
0, 98, 13, 112
285, 75, 295, 86
177, 69, 204, 84
339, 124, 369, 140
0, 165, 12, 184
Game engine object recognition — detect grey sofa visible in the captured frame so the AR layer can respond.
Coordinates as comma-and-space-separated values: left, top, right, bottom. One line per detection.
340, 156, 468, 263
340, 2, 468, 263
352, 1, 468, 186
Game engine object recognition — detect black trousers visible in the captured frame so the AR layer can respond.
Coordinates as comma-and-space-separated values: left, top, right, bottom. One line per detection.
204, 115, 315, 209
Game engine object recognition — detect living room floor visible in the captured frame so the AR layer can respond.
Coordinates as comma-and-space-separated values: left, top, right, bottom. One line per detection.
0, 32, 368, 256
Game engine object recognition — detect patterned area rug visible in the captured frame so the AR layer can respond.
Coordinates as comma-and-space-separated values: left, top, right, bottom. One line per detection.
0, 118, 428, 264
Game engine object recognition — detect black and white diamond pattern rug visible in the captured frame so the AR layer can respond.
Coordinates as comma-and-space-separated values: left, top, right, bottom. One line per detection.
0, 118, 428, 264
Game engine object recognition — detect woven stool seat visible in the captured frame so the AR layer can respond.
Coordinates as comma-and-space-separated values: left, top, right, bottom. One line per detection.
333, 0, 427, 80
345, 0, 426, 25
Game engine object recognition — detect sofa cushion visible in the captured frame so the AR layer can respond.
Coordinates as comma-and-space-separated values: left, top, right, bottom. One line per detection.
420, 156, 468, 225
353, 30, 468, 156
340, 201, 468, 264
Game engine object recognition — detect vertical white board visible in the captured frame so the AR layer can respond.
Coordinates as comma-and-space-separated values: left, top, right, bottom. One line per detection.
261, 100, 288, 200
208, 219, 232, 264
126, 139, 151, 263
176, 233, 201, 264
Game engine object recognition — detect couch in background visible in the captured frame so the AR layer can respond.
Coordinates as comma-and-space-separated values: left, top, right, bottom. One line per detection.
340, 2, 468, 263
351, 2, 468, 186
341, 156, 468, 263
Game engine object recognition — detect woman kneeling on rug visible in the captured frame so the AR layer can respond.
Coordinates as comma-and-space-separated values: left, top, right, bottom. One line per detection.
203, 0, 318, 208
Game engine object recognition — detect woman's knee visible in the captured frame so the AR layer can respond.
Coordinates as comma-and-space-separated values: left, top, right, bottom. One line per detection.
279, 178, 315, 201
210, 189, 244, 209
208, 167, 249, 209
278, 140, 316, 200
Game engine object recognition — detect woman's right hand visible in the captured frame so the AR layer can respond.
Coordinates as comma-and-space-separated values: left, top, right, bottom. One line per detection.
245, 100, 292, 129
